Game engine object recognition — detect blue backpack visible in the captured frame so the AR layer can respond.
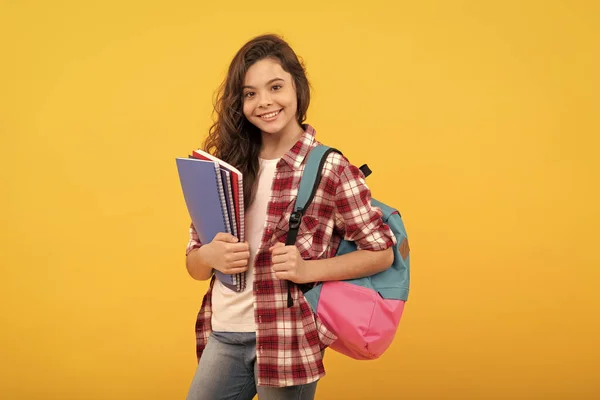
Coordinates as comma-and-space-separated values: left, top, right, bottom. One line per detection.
286, 145, 410, 360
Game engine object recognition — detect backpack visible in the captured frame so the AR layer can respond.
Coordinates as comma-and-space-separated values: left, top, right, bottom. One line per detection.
286, 145, 410, 360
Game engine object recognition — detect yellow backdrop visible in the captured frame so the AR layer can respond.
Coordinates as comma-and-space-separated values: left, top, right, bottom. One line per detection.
1, 1, 598, 399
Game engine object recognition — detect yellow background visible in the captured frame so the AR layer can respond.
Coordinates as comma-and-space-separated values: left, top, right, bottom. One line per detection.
1, 1, 599, 399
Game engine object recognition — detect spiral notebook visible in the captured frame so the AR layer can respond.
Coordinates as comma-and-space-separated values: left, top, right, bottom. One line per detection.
190, 149, 246, 292
191, 149, 245, 241
176, 156, 246, 292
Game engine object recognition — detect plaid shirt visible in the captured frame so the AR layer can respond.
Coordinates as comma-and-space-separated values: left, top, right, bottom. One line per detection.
186, 125, 396, 387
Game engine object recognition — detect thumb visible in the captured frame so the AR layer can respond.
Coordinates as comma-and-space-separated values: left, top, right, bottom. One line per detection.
269, 242, 285, 252
214, 232, 239, 243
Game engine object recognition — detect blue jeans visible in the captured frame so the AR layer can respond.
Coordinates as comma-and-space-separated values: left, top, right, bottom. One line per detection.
186, 331, 318, 400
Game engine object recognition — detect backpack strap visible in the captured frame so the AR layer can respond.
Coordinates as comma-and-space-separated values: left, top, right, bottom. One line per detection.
285, 145, 341, 247
359, 164, 372, 178
285, 145, 342, 307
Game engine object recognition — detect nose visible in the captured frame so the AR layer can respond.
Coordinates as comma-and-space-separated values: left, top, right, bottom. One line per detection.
258, 92, 273, 108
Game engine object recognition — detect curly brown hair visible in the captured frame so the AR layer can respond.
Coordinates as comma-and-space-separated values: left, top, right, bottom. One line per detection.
203, 34, 311, 209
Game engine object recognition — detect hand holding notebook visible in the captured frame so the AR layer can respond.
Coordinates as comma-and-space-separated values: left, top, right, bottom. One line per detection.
176, 151, 246, 291
199, 232, 249, 276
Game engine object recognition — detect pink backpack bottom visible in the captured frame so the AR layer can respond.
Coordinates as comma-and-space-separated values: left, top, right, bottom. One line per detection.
314, 281, 405, 360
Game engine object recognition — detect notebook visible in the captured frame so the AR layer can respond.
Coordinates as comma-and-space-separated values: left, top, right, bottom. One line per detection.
219, 168, 237, 236
191, 149, 245, 242
176, 157, 245, 292
215, 167, 246, 291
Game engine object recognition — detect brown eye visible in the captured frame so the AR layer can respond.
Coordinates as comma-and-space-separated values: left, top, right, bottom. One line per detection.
244, 92, 255, 98
271, 85, 282, 91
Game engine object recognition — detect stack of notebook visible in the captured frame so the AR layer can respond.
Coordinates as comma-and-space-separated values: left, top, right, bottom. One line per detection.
176, 149, 246, 292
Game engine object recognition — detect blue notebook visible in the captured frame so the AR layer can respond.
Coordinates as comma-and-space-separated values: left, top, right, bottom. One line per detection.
176, 157, 245, 291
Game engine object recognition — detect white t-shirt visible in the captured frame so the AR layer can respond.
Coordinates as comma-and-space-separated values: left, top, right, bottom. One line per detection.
211, 157, 279, 332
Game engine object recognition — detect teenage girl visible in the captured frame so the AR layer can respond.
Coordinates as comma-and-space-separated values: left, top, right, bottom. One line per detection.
185, 34, 396, 400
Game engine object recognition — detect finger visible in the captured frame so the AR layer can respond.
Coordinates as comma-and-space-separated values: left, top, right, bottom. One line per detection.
228, 259, 249, 268
271, 254, 288, 265
270, 246, 291, 256
229, 242, 250, 253
223, 265, 249, 274
230, 251, 251, 262
272, 262, 289, 272
274, 271, 290, 281
225, 252, 250, 264
269, 242, 285, 252
214, 232, 238, 243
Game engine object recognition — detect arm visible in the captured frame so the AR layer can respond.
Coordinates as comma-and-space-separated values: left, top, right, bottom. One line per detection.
186, 246, 215, 281
303, 247, 393, 283
185, 224, 250, 281
185, 223, 213, 281
270, 243, 393, 284
310, 157, 396, 281
271, 155, 397, 284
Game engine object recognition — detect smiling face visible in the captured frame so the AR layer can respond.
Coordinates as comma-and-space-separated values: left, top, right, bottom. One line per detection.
242, 58, 302, 139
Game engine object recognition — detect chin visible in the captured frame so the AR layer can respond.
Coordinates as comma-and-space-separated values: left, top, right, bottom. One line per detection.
261, 125, 284, 135
256, 120, 286, 135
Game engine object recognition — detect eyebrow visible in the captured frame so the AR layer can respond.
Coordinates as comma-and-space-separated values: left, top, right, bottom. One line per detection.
242, 78, 284, 90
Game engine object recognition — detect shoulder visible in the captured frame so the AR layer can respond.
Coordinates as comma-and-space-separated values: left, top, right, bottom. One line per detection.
311, 146, 367, 197
309, 143, 352, 175
325, 150, 348, 169
321, 149, 363, 181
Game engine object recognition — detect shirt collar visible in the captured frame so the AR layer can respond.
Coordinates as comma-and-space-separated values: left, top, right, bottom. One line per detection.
279, 124, 317, 170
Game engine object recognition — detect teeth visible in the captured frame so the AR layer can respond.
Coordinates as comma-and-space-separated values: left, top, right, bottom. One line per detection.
260, 110, 280, 119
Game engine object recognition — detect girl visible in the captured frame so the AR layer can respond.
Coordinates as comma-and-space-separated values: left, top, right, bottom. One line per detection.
185, 34, 396, 400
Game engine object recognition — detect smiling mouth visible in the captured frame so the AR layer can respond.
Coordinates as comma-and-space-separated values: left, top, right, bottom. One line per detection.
258, 109, 282, 120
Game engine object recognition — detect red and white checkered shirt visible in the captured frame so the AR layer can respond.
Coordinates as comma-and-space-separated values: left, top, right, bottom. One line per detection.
186, 125, 396, 387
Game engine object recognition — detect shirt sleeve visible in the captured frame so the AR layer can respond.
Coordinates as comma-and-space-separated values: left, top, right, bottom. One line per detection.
333, 160, 397, 251
186, 222, 203, 256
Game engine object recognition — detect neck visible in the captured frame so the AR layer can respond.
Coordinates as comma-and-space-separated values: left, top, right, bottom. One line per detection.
260, 122, 305, 159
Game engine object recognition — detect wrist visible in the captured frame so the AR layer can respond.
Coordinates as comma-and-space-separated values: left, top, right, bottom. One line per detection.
302, 259, 319, 284
198, 241, 212, 257
187, 245, 214, 281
